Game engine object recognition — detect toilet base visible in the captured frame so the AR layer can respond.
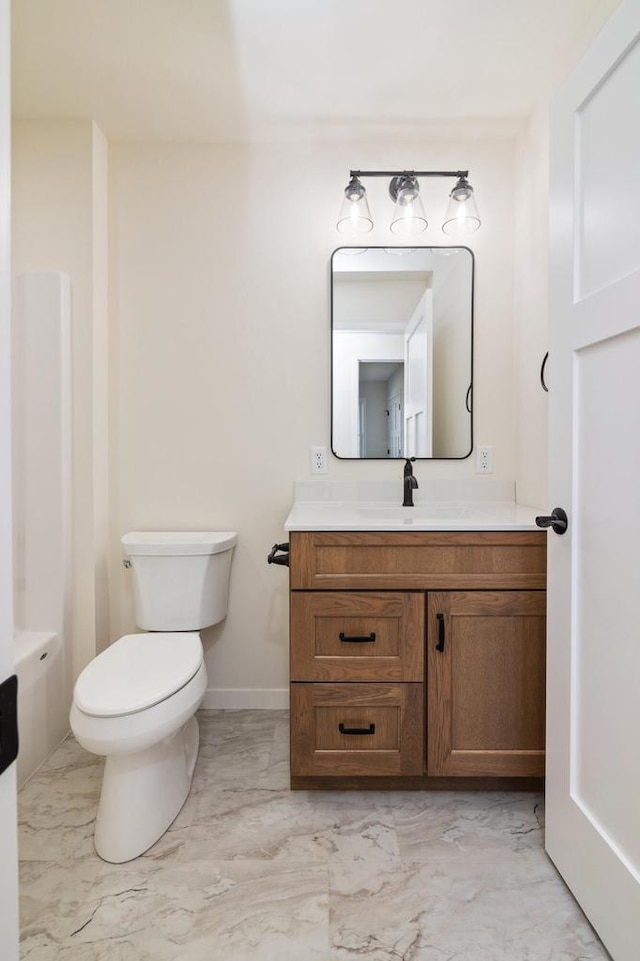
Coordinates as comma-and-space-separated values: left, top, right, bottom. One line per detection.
94, 714, 200, 863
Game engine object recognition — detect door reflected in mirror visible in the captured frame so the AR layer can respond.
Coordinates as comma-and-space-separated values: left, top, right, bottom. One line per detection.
332, 246, 473, 459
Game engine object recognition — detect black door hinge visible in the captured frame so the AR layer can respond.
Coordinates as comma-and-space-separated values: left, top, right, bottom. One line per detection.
0, 675, 19, 776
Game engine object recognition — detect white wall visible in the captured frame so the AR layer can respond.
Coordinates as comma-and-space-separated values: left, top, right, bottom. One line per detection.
334, 276, 426, 329
513, 106, 550, 508
109, 137, 518, 705
12, 274, 71, 636
92, 127, 111, 655
333, 330, 404, 457
12, 120, 110, 677
432, 253, 473, 457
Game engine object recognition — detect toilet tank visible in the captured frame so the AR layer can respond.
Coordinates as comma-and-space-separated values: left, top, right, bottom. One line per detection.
121, 532, 237, 631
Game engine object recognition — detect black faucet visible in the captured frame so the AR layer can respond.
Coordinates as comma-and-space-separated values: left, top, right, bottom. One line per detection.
402, 457, 418, 507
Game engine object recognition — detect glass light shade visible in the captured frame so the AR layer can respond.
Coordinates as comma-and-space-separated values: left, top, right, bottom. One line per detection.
336, 179, 373, 235
442, 181, 481, 235
389, 183, 428, 237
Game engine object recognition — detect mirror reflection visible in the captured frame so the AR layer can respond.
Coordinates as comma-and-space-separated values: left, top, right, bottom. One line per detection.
331, 246, 473, 459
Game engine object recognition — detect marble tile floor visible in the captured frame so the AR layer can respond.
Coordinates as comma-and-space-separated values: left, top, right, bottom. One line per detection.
18, 709, 611, 960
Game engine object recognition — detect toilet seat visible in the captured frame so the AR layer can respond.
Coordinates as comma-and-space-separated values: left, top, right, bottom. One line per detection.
74, 632, 203, 718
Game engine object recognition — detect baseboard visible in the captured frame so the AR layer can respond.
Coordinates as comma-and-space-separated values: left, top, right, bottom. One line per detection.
201, 688, 290, 710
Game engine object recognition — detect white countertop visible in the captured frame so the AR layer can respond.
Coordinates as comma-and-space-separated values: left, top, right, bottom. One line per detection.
284, 480, 544, 532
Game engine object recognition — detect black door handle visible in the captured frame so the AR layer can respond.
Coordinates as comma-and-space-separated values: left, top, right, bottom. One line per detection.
338, 723, 375, 736
535, 507, 568, 535
435, 612, 446, 652
339, 632, 376, 643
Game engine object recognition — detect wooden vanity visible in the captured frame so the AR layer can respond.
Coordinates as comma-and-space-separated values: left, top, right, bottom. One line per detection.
288, 529, 547, 790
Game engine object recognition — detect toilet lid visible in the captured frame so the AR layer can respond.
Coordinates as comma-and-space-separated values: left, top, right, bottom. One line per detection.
74, 633, 203, 717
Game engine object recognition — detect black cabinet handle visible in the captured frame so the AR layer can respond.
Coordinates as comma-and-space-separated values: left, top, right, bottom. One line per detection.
339, 632, 376, 643
338, 722, 376, 736
435, 612, 446, 652
535, 507, 568, 535
465, 383, 472, 413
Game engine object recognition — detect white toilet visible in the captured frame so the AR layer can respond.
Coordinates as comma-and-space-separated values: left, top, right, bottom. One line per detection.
70, 530, 237, 863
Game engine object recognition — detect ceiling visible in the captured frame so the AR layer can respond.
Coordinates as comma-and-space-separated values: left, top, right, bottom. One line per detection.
11, 0, 622, 143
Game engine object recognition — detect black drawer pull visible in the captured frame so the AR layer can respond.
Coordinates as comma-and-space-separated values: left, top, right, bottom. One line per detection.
339, 722, 376, 736
435, 612, 446, 652
339, 632, 376, 643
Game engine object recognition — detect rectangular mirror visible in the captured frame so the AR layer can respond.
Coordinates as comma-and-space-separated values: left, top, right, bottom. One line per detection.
331, 246, 473, 459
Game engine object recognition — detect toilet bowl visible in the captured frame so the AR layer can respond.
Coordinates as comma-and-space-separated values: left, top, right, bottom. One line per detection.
70, 531, 236, 863
71, 631, 207, 862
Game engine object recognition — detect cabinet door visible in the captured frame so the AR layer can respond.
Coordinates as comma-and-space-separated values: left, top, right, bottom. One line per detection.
427, 592, 546, 777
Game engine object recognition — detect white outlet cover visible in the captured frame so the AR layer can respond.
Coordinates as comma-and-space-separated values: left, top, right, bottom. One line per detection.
310, 446, 328, 474
476, 445, 494, 473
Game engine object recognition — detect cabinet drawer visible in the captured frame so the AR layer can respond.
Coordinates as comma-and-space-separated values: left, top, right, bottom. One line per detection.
290, 592, 424, 681
290, 531, 546, 591
290, 682, 424, 777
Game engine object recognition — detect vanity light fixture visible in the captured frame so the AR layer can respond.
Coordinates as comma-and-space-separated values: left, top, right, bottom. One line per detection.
442, 176, 481, 235
336, 175, 374, 234
336, 169, 481, 238
389, 174, 428, 237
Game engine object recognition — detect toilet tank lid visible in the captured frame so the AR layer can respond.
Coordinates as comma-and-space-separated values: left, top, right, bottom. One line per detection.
122, 531, 237, 556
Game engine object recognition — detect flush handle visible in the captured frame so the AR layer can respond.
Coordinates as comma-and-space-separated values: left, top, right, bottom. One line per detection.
435, 612, 446, 652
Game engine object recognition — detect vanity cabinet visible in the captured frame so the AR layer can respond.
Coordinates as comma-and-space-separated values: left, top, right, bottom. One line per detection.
288, 530, 546, 789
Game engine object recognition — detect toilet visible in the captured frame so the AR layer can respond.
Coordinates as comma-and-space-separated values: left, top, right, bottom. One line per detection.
70, 530, 237, 863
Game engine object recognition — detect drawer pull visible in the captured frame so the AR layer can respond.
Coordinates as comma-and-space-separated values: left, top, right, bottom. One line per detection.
338, 722, 376, 736
339, 632, 376, 643
435, 613, 446, 652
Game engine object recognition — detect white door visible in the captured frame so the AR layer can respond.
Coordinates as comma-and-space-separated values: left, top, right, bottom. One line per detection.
403, 292, 433, 457
358, 398, 366, 457
0, 0, 20, 957
547, 3, 640, 958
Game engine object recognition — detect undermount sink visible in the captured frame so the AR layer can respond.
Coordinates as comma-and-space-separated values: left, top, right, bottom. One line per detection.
356, 505, 490, 521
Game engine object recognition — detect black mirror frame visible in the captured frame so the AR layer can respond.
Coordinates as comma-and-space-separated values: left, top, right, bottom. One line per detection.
330, 245, 474, 460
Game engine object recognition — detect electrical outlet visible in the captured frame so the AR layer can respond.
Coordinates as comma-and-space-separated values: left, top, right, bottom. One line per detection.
310, 446, 328, 474
476, 445, 494, 474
